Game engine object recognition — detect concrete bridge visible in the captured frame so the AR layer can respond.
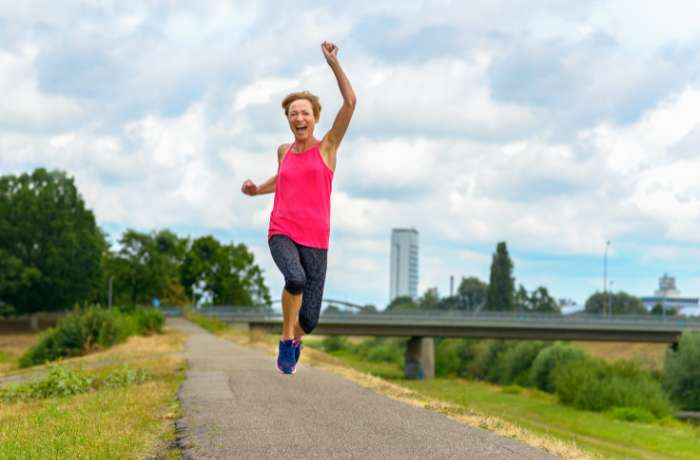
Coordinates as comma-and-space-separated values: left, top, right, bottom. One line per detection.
176, 306, 700, 380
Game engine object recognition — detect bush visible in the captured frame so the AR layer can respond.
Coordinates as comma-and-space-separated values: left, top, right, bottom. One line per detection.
608, 406, 656, 424
435, 338, 466, 377
553, 357, 673, 418
0, 363, 151, 403
133, 308, 165, 335
530, 342, 588, 392
663, 331, 700, 410
492, 341, 548, 385
0, 363, 93, 402
467, 340, 511, 381
321, 335, 351, 352
19, 306, 164, 367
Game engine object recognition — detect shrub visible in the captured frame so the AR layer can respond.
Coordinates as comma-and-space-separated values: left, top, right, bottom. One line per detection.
530, 342, 588, 392
663, 331, 700, 410
0, 364, 150, 403
435, 338, 466, 377
367, 344, 403, 364
608, 406, 656, 424
492, 341, 548, 385
321, 335, 350, 352
502, 384, 524, 395
0, 363, 93, 402
467, 340, 511, 381
19, 306, 164, 367
553, 357, 673, 418
133, 308, 165, 335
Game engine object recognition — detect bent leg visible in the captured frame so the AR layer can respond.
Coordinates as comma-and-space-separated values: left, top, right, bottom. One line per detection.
297, 245, 328, 336
269, 235, 306, 340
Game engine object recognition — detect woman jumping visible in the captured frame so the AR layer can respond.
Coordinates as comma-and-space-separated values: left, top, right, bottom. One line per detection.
241, 41, 356, 374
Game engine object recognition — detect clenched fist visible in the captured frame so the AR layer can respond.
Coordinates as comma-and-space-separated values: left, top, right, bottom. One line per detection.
241, 179, 257, 196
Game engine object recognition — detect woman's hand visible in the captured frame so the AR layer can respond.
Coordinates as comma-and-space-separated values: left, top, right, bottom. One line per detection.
321, 41, 338, 65
241, 179, 257, 196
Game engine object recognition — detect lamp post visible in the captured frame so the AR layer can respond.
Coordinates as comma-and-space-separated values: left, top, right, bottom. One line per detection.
603, 240, 610, 316
608, 280, 614, 316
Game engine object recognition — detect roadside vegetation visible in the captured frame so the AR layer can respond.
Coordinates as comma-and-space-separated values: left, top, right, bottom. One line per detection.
0, 323, 185, 459
309, 333, 699, 459
20, 306, 165, 367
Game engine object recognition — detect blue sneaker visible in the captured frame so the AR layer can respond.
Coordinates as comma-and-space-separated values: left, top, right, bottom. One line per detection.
276, 339, 296, 375
292, 338, 303, 364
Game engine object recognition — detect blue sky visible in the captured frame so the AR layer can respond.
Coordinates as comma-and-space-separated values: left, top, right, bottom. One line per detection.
2, 1, 700, 308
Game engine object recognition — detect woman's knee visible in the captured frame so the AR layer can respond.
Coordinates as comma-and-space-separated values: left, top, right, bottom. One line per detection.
284, 274, 306, 295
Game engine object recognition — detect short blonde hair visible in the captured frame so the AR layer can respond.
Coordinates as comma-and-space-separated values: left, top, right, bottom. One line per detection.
282, 91, 321, 121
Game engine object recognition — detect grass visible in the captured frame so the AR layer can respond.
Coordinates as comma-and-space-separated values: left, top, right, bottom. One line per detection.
402, 379, 699, 460
0, 327, 185, 459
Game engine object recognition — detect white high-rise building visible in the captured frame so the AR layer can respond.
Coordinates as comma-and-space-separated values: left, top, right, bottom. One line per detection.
389, 228, 419, 302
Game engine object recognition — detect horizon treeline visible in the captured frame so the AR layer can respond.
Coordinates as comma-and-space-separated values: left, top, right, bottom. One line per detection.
0, 168, 271, 315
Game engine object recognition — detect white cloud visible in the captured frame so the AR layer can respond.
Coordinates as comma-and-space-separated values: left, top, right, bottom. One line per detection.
0, 46, 83, 130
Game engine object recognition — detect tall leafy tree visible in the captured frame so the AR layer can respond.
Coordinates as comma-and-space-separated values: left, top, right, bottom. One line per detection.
584, 291, 646, 315
457, 276, 489, 311
104, 229, 189, 306
0, 168, 104, 314
181, 236, 270, 306
485, 242, 515, 311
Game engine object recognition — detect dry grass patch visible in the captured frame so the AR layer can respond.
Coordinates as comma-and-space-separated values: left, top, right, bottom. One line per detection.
575, 341, 667, 369
0, 333, 39, 374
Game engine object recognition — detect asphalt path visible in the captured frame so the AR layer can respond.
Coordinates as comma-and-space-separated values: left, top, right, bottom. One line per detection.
172, 318, 560, 460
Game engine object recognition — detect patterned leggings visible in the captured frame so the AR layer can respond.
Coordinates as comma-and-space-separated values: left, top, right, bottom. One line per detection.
268, 234, 327, 334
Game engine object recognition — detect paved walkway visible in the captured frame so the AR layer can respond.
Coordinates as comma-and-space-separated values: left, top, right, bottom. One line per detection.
172, 318, 560, 460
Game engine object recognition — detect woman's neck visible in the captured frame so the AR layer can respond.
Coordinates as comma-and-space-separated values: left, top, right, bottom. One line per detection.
293, 137, 318, 152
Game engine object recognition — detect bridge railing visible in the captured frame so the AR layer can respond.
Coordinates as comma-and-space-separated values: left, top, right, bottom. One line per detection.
179, 306, 700, 327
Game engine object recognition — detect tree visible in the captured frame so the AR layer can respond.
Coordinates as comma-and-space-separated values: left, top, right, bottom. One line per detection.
0, 168, 104, 314
104, 230, 173, 306
485, 242, 515, 311
651, 303, 678, 317
514, 285, 560, 313
584, 291, 647, 315
385, 295, 417, 312
418, 287, 440, 310
456, 276, 488, 311
181, 236, 271, 306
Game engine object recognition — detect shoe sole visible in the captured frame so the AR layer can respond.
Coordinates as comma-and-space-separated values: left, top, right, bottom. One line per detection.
276, 362, 297, 375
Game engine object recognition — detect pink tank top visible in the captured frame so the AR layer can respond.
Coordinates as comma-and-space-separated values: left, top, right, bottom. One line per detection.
268, 142, 334, 248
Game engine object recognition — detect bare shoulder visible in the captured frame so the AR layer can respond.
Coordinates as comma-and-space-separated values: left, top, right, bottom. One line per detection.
277, 143, 290, 162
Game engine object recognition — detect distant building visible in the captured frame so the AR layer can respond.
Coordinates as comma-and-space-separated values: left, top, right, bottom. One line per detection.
389, 228, 419, 302
641, 273, 699, 315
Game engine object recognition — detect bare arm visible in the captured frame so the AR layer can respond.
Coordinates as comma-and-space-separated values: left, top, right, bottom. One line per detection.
241, 145, 287, 196
320, 42, 356, 168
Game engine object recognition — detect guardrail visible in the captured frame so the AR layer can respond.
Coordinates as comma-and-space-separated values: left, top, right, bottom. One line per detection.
170, 306, 700, 343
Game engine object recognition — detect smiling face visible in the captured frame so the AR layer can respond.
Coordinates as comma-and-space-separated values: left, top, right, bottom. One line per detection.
287, 99, 316, 142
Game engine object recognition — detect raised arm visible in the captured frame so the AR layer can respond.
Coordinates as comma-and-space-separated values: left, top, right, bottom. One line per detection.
320, 42, 356, 166
241, 145, 287, 196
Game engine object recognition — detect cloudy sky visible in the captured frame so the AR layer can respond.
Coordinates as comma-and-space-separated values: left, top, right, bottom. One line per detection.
3, 1, 700, 308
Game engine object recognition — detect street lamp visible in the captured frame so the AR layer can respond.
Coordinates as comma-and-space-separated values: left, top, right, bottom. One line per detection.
603, 240, 611, 316
608, 280, 614, 316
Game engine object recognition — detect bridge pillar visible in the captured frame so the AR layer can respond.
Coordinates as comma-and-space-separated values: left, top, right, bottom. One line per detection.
405, 337, 434, 380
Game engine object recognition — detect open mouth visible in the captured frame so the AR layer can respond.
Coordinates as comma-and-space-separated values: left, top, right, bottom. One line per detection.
295, 126, 308, 135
